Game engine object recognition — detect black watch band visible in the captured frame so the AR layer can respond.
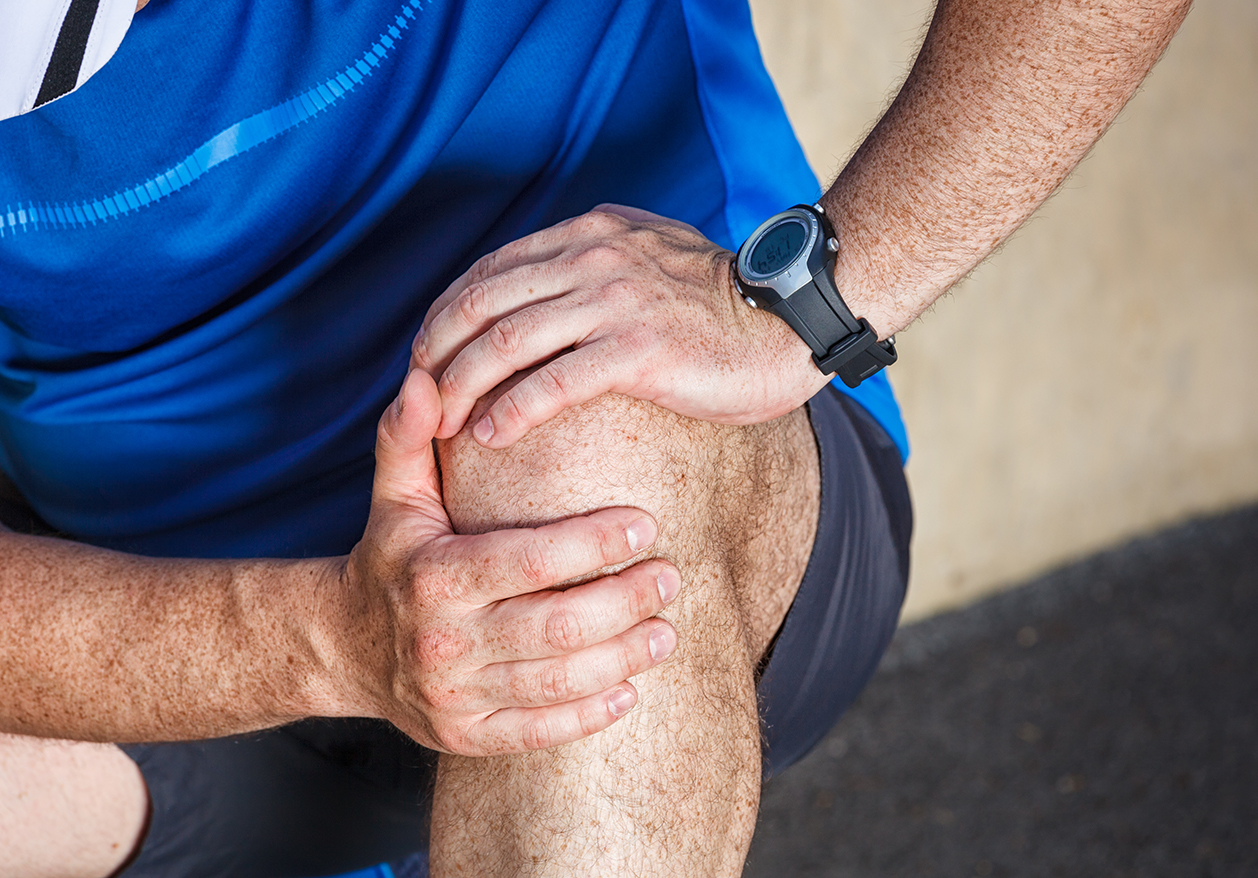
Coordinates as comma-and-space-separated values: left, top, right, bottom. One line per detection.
812, 317, 897, 388
736, 203, 896, 389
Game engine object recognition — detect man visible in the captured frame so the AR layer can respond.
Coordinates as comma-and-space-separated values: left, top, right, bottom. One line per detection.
0, 0, 1189, 875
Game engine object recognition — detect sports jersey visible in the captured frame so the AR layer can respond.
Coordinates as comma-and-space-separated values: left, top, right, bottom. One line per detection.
0, 0, 906, 559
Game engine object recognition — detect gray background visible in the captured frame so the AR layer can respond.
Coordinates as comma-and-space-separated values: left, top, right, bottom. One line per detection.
747, 506, 1258, 877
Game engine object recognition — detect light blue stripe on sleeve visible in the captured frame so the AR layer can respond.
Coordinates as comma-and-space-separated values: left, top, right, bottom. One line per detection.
0, 0, 427, 240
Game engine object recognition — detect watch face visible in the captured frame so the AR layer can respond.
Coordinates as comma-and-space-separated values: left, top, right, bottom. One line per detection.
746, 218, 808, 278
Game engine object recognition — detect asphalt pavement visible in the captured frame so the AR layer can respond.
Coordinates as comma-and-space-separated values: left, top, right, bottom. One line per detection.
745, 504, 1258, 878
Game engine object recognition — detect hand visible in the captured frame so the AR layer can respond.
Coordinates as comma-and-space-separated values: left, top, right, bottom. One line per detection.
412, 206, 829, 448
322, 369, 680, 755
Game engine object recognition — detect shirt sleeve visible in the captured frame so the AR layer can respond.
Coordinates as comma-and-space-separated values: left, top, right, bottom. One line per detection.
1, 0, 135, 121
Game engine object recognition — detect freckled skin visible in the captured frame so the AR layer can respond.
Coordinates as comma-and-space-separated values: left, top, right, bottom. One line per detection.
828, 0, 1193, 339
418, 2, 1193, 874
430, 377, 819, 876
0, 0, 1191, 875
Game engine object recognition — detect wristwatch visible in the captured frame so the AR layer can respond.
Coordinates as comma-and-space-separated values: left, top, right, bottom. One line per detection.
734, 203, 896, 388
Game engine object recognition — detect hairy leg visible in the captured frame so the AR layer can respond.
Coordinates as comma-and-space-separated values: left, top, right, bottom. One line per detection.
430, 386, 820, 876
0, 733, 148, 878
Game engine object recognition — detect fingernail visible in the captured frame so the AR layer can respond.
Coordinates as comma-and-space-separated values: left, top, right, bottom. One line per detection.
625, 518, 656, 553
656, 567, 680, 604
649, 626, 676, 662
608, 687, 636, 717
473, 416, 494, 444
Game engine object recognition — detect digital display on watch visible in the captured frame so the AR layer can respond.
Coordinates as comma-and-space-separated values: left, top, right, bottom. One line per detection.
748, 219, 807, 276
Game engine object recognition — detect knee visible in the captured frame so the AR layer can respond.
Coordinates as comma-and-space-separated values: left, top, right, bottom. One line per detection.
436, 385, 713, 537
434, 379, 820, 662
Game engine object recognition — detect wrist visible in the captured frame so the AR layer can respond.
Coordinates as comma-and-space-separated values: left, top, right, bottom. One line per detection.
733, 203, 897, 389
233, 554, 370, 722
723, 253, 832, 403
810, 190, 903, 342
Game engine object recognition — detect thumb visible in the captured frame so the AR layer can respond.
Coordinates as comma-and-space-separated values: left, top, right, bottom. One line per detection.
372, 369, 448, 529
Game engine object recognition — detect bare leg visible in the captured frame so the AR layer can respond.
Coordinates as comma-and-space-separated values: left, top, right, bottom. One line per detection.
430, 387, 820, 876
0, 733, 148, 878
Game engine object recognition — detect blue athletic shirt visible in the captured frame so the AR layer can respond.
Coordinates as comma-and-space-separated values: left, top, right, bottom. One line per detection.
0, 0, 906, 559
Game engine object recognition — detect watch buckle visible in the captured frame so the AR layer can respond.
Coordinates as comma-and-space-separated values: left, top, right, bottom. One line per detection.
813, 319, 898, 388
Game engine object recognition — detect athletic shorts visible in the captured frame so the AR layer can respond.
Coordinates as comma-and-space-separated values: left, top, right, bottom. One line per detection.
105, 384, 909, 876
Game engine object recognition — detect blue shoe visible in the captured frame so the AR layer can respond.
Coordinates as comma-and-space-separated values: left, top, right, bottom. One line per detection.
315, 851, 428, 878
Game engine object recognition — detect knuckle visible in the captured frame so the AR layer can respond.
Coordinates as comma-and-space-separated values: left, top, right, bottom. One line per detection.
414, 627, 467, 668
467, 249, 501, 286
430, 721, 471, 755
535, 360, 576, 404
623, 578, 651, 621
576, 700, 607, 739
518, 537, 556, 587
625, 225, 660, 249
486, 315, 524, 360
520, 714, 553, 752
457, 281, 492, 326
416, 678, 461, 715
575, 242, 625, 271
615, 642, 638, 680
537, 659, 575, 704
576, 211, 619, 236
602, 277, 639, 301
592, 518, 623, 567
543, 603, 587, 653
411, 337, 432, 371
375, 410, 397, 453
437, 363, 464, 399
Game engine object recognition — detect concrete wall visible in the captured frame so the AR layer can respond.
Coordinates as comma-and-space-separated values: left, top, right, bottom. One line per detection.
749, 0, 1258, 620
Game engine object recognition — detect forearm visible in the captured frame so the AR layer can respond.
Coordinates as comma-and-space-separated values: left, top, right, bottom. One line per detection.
0, 371, 674, 753
0, 529, 346, 742
826, 0, 1192, 335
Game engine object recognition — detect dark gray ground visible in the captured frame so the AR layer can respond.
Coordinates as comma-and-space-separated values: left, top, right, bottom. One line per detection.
745, 504, 1258, 878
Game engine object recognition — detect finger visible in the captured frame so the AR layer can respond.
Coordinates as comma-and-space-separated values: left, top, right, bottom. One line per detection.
372, 369, 448, 533
433, 301, 608, 439
592, 202, 708, 239
468, 683, 641, 753
414, 261, 570, 380
421, 221, 585, 331
450, 508, 659, 604
467, 341, 629, 448
592, 202, 670, 225
467, 618, 677, 711
475, 558, 681, 661
413, 210, 637, 375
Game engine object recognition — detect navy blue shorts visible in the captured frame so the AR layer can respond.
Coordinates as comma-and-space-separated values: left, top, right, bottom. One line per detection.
116, 384, 911, 876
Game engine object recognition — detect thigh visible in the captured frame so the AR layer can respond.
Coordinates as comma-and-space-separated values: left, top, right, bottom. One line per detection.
0, 733, 147, 878
757, 386, 912, 777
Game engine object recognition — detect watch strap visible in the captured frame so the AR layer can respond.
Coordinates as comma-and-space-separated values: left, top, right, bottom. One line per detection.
766, 275, 851, 356
794, 205, 897, 387
813, 318, 898, 388
736, 203, 897, 388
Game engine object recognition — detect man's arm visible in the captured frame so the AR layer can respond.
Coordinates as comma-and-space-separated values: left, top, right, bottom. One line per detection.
413, 0, 1192, 447
827, 0, 1191, 337
0, 370, 678, 750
